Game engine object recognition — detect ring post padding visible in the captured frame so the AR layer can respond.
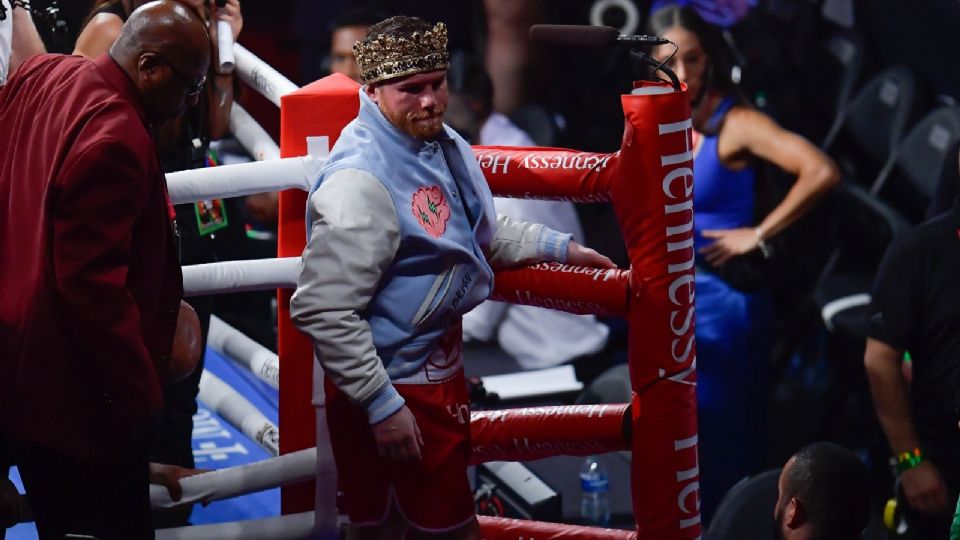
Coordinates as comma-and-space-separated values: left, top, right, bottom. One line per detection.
613, 82, 700, 537
278, 73, 361, 516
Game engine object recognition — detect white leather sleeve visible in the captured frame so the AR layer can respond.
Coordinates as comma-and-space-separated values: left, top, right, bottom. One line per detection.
290, 169, 405, 424
486, 214, 571, 270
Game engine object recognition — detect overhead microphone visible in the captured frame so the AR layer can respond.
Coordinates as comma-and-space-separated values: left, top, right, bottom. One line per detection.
528, 25, 670, 48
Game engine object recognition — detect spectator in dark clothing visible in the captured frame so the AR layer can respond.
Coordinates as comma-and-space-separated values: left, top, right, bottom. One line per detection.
774, 442, 871, 540
0, 3, 209, 537
326, 4, 387, 84
73, 0, 247, 526
864, 153, 960, 538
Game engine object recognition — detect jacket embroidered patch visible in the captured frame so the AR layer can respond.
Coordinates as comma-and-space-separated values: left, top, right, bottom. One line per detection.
411, 186, 451, 238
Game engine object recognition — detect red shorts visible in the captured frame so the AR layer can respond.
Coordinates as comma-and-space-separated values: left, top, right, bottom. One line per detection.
325, 370, 474, 532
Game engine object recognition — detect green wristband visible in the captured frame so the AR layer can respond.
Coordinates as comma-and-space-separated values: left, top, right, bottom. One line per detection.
896, 448, 924, 473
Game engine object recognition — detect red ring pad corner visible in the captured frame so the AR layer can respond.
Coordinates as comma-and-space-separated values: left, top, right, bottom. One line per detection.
277, 73, 360, 514
470, 404, 630, 464
613, 81, 700, 538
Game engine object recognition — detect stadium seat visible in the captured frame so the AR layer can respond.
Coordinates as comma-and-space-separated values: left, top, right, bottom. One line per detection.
822, 66, 928, 186
816, 106, 960, 336
796, 26, 866, 142
871, 105, 960, 222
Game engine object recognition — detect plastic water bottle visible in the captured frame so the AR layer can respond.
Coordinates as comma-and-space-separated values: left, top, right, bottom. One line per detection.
579, 455, 611, 526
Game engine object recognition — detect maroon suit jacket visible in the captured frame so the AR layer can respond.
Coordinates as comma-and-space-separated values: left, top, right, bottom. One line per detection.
0, 54, 182, 462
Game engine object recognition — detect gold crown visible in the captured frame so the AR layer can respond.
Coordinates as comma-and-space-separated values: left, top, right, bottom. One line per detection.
353, 22, 450, 84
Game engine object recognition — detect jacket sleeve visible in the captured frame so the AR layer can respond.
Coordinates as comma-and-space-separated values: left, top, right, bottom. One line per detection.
485, 214, 572, 270
53, 137, 163, 431
290, 169, 404, 424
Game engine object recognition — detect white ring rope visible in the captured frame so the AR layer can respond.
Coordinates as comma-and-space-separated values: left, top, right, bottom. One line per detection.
198, 370, 279, 456
233, 43, 299, 108
216, 21, 236, 74
182, 257, 299, 297
155, 510, 319, 540
150, 448, 315, 509
208, 315, 280, 390
166, 156, 323, 205
229, 104, 280, 162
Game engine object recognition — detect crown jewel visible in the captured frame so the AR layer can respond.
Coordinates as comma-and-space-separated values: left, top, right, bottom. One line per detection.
353, 22, 451, 84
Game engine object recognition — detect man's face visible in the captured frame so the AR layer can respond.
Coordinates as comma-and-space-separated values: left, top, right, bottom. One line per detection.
139, 51, 209, 124
330, 25, 367, 83
368, 70, 449, 140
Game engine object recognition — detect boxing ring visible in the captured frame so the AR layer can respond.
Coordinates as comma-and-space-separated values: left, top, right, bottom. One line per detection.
93, 42, 701, 539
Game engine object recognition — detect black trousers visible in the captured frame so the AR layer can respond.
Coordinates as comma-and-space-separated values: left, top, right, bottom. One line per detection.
10, 436, 153, 540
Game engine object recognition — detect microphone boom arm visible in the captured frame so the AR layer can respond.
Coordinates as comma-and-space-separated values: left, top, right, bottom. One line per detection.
629, 50, 681, 91
527, 24, 682, 92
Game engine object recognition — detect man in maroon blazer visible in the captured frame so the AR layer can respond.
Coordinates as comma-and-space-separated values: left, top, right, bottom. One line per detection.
0, 1, 210, 538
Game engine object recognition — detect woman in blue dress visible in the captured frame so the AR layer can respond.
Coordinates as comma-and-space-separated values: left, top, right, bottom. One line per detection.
647, 5, 841, 519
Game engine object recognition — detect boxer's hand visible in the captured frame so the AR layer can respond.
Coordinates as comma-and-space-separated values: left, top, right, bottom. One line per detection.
566, 241, 617, 269
169, 300, 202, 382
372, 405, 423, 461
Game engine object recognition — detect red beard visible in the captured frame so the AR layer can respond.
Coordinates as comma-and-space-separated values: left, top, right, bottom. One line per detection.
382, 103, 446, 140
